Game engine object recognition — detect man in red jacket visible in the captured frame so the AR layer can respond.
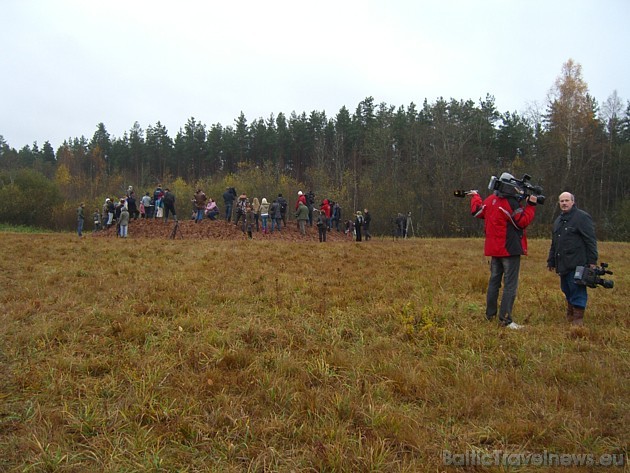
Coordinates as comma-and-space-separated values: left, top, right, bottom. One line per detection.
469, 173, 538, 329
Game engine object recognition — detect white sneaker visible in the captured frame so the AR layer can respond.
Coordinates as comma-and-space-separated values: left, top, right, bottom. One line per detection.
506, 322, 524, 330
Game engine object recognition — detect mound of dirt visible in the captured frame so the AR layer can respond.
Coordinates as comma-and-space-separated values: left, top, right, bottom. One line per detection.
92, 217, 354, 242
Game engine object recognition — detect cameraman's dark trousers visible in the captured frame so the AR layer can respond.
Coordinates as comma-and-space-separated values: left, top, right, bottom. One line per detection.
486, 255, 520, 325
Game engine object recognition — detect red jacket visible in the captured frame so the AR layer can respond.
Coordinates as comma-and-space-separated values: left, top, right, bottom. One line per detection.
320, 199, 331, 218
295, 194, 307, 210
471, 193, 536, 257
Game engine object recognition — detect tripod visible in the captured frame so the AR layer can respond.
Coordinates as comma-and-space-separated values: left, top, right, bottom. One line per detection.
405, 213, 415, 238
169, 220, 183, 239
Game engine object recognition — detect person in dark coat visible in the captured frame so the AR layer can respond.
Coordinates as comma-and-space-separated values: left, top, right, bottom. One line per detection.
363, 208, 372, 240
163, 188, 177, 222
547, 192, 598, 326
223, 187, 236, 222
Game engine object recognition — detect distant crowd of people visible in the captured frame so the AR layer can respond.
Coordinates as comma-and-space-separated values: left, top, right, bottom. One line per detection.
80, 185, 373, 242
221, 187, 372, 242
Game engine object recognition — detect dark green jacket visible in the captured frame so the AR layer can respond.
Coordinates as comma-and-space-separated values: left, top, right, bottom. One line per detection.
547, 206, 598, 275
295, 202, 309, 221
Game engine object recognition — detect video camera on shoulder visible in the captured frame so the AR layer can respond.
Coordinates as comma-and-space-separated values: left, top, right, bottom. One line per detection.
574, 262, 614, 289
488, 173, 546, 204
453, 172, 545, 204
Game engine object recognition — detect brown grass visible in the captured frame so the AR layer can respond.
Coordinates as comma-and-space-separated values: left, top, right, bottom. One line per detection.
0, 233, 628, 472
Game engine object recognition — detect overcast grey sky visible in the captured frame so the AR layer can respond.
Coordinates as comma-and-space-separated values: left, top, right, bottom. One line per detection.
1, 0, 628, 150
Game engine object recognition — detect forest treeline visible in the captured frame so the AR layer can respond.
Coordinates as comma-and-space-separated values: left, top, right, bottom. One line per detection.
1, 60, 629, 239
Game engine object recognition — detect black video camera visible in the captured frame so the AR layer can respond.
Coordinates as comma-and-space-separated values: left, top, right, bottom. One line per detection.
488, 173, 546, 205
574, 262, 614, 289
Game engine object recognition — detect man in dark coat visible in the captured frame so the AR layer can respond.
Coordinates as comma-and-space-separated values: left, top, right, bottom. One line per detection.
223, 187, 236, 222
547, 192, 598, 325
163, 188, 177, 222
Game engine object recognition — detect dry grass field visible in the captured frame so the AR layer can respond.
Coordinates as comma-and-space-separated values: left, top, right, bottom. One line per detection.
0, 231, 628, 472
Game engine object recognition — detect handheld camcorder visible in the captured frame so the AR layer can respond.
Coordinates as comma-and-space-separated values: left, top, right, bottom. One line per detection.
574, 263, 614, 289
454, 173, 545, 204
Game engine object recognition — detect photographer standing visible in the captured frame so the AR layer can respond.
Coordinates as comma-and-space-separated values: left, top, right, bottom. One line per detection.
469, 172, 537, 329
547, 192, 598, 326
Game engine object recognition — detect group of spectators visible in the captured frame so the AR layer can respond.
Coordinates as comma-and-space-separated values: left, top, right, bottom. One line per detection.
89, 185, 177, 238
83, 184, 373, 242
222, 187, 372, 242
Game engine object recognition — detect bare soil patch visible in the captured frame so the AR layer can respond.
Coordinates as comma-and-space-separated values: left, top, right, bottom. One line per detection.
92, 217, 354, 242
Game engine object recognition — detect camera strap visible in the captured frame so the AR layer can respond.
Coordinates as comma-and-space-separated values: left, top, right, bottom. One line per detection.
499, 206, 521, 230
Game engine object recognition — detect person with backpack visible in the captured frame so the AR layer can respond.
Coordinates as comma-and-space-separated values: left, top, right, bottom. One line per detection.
277, 193, 288, 226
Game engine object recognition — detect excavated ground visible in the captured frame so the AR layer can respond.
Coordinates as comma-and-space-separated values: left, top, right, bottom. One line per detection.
92, 217, 354, 242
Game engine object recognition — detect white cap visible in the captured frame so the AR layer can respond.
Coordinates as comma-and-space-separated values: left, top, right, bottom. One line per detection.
298, 191, 303, 195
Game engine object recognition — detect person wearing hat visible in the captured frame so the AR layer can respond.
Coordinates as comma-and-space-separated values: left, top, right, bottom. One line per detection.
295, 191, 307, 229
119, 204, 130, 237
468, 172, 538, 330
106, 198, 115, 228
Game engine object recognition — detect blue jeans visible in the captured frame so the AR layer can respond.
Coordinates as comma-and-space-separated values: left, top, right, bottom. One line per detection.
225, 203, 233, 221
486, 255, 521, 325
271, 217, 281, 232
77, 219, 84, 236
561, 271, 588, 309
195, 209, 204, 222
261, 215, 268, 231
